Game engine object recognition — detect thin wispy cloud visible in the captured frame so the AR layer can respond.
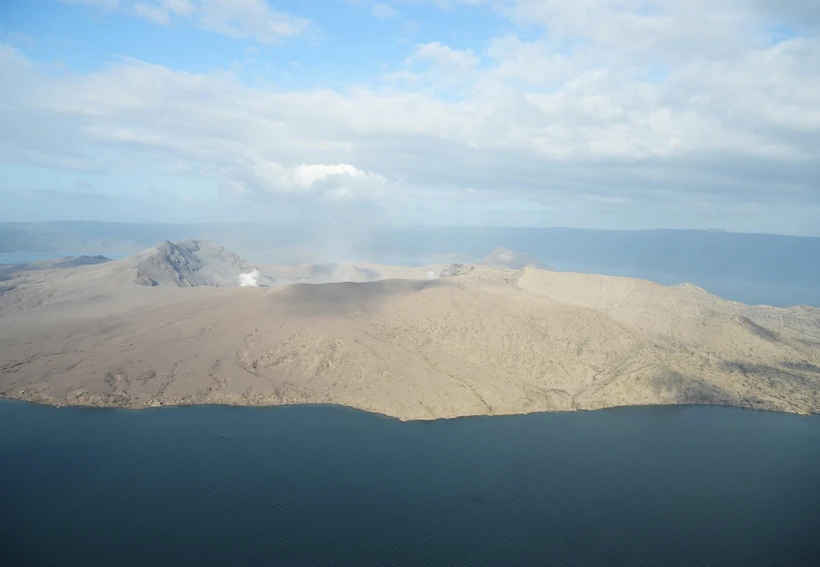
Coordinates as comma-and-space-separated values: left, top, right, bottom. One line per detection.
62, 0, 313, 43
132, 0, 194, 25
371, 3, 398, 20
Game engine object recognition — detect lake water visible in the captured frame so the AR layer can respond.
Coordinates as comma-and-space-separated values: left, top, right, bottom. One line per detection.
1, 401, 819, 566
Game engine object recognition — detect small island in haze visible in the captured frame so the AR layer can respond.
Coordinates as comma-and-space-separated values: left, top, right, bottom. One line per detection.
1, 241, 819, 420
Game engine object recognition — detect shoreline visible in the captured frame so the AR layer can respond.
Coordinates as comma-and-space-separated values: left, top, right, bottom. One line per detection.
2, 392, 815, 422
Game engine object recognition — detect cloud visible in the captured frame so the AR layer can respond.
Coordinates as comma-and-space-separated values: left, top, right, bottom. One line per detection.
401, 20, 418, 35
371, 3, 398, 19
133, 3, 169, 25
403, 42, 481, 91
196, 0, 311, 44
164, 0, 195, 14
227, 155, 390, 201
408, 41, 480, 70
0, 31, 37, 49
4, 0, 820, 232
133, 0, 194, 25
65, 0, 311, 43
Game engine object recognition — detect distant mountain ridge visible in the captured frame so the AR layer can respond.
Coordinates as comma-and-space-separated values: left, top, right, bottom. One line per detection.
129, 240, 274, 288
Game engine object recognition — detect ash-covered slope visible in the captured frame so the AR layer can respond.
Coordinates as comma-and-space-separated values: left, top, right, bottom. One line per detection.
129, 240, 274, 287
2, 261, 819, 419
480, 247, 551, 270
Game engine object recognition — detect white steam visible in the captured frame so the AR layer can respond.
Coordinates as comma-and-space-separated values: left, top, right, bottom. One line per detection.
239, 269, 261, 287
427, 270, 437, 280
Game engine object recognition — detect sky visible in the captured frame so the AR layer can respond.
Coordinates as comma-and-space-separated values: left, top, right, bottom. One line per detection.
0, 0, 818, 234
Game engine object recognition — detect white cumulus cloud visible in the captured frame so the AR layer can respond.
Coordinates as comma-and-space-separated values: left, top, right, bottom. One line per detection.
233, 155, 390, 200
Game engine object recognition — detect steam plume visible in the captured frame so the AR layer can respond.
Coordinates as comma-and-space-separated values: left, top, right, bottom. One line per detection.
239, 269, 261, 287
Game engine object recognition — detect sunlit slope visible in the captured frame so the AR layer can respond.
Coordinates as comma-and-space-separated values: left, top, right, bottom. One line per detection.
1, 259, 818, 419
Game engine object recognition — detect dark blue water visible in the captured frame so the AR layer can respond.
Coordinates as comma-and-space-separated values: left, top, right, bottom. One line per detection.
2, 402, 819, 566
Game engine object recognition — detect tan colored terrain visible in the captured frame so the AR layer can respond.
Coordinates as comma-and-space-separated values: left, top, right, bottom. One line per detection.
1, 243, 819, 420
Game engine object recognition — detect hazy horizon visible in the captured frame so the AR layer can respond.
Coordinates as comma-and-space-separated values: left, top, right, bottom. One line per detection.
0, 219, 812, 237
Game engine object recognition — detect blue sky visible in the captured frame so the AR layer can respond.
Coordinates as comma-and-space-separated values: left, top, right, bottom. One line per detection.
1, 0, 819, 234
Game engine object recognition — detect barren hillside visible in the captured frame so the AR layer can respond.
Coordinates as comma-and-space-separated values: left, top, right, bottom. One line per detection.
1, 245, 818, 420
